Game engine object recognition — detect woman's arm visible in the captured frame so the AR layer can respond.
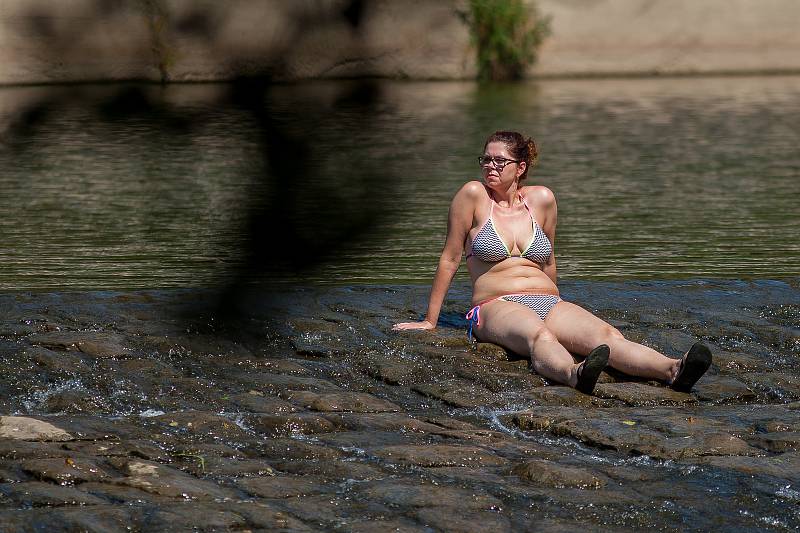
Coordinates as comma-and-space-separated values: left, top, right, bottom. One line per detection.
393, 183, 476, 330
529, 186, 558, 285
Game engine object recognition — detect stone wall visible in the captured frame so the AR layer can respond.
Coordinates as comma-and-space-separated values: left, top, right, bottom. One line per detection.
534, 0, 800, 76
1, 0, 799, 84
0, 0, 475, 84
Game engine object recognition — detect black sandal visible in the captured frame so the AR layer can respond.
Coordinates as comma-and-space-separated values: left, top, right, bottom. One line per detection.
575, 344, 610, 395
670, 342, 712, 392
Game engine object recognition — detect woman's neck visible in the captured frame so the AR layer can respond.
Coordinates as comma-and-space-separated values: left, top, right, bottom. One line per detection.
490, 183, 521, 207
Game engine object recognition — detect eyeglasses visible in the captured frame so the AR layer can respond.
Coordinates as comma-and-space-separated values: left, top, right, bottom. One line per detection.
478, 155, 519, 170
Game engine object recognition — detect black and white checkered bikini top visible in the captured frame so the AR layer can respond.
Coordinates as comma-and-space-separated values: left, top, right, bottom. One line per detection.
466, 193, 552, 265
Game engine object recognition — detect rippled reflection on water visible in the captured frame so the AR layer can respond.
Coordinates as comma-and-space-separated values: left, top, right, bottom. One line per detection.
1, 77, 798, 290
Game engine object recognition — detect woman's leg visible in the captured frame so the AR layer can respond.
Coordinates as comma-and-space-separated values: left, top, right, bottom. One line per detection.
474, 299, 581, 387
544, 301, 680, 382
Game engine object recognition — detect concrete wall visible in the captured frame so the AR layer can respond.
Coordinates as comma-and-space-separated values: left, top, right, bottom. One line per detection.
534, 0, 800, 76
1, 0, 799, 85
0, 0, 474, 84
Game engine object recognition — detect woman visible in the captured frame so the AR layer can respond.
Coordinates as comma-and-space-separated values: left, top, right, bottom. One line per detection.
393, 131, 711, 395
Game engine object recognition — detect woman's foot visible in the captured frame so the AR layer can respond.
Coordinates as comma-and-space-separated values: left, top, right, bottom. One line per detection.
670, 342, 712, 392
575, 344, 610, 395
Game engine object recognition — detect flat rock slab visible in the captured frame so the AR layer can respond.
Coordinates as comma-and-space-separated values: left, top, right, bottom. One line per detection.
744, 372, 800, 399
39, 389, 105, 415
230, 392, 298, 413
522, 386, 599, 407
289, 318, 343, 336
151, 411, 250, 440
513, 407, 766, 460
412, 381, 498, 408
415, 507, 512, 533
693, 452, 800, 483
21, 457, 114, 484
0, 507, 140, 532
212, 502, 314, 532
270, 458, 385, 481
347, 518, 431, 533
108, 458, 238, 500
372, 444, 507, 467
363, 361, 423, 385
0, 481, 108, 506
748, 431, 800, 453
694, 376, 756, 403
593, 382, 697, 406
509, 459, 606, 489
333, 412, 462, 435
357, 480, 504, 511
247, 413, 342, 437
27, 331, 130, 358
713, 351, 767, 372
474, 342, 515, 361
257, 359, 311, 375
177, 457, 276, 477
0, 417, 73, 441
244, 373, 342, 394
455, 366, 544, 393
276, 494, 378, 525
237, 475, 331, 498
260, 438, 343, 461
283, 391, 401, 412
25, 346, 92, 373
291, 338, 347, 357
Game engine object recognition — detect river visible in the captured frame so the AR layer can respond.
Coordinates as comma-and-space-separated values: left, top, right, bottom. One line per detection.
1, 75, 798, 290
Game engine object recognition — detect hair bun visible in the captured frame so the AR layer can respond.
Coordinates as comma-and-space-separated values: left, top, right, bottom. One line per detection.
527, 138, 539, 167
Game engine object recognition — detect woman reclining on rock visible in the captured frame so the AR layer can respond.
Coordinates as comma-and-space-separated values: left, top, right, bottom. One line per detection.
393, 130, 711, 395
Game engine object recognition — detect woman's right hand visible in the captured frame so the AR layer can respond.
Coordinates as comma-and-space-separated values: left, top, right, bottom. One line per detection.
392, 320, 435, 331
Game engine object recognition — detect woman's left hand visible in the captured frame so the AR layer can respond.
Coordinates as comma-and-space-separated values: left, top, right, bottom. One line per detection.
392, 320, 435, 331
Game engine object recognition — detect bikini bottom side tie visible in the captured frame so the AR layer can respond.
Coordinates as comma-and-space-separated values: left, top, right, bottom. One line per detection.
465, 304, 481, 342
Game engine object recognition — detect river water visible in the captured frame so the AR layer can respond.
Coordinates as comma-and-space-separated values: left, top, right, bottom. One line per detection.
1, 75, 798, 290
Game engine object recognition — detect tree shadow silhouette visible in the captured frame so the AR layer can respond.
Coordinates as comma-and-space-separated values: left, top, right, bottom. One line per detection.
2, 0, 396, 323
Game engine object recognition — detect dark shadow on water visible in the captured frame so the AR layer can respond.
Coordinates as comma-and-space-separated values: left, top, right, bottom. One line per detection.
2, 1, 400, 326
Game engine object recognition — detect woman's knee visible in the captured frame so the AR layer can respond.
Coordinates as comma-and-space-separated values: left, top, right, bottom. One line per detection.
527, 326, 559, 353
601, 324, 625, 344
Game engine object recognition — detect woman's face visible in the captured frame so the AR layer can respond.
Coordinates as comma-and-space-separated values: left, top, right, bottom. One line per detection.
481, 141, 526, 189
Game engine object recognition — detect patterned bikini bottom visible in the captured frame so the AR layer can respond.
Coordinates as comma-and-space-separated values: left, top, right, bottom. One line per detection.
465, 293, 562, 340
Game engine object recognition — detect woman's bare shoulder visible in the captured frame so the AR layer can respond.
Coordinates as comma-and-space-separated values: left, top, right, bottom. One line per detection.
453, 180, 487, 202
460, 180, 487, 196
522, 185, 556, 207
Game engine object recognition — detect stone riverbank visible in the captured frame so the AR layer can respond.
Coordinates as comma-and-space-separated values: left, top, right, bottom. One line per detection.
0, 279, 799, 530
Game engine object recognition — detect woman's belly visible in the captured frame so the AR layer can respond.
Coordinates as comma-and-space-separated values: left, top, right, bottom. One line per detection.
469, 258, 558, 304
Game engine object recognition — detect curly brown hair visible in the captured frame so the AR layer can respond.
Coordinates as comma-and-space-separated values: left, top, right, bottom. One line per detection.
483, 131, 539, 181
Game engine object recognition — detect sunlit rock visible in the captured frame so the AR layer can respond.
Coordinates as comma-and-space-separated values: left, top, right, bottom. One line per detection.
0, 416, 72, 441
593, 382, 697, 406
509, 458, 606, 489
282, 391, 401, 413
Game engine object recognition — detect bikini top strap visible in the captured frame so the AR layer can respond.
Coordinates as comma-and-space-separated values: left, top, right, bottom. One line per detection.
520, 193, 533, 217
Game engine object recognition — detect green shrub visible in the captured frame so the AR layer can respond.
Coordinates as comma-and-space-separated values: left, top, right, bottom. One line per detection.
466, 0, 551, 81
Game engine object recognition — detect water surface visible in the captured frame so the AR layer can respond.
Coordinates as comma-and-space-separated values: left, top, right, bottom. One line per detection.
1, 76, 798, 290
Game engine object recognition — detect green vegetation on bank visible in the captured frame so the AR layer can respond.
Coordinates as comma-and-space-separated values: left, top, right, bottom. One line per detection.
465, 0, 551, 81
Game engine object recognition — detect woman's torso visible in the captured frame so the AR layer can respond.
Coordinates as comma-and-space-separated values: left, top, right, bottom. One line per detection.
466, 184, 557, 304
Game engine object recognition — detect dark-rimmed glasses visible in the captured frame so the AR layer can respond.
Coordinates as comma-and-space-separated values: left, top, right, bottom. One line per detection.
478, 155, 519, 170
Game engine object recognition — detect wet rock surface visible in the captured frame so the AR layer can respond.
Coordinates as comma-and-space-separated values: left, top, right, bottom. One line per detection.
0, 280, 799, 530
